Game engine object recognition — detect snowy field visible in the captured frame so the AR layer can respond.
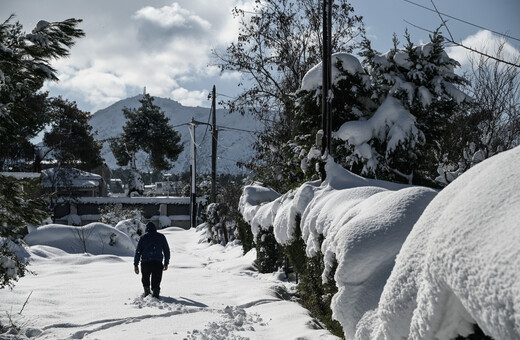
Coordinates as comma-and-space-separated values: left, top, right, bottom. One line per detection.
0, 227, 337, 340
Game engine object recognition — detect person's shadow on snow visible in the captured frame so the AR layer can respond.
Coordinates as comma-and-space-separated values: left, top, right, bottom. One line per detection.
160, 296, 208, 308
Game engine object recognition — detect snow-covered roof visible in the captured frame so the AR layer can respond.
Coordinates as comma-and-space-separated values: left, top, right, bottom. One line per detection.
0, 172, 41, 179
70, 196, 195, 205
42, 168, 103, 189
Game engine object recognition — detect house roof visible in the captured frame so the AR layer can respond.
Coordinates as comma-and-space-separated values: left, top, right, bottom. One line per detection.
0, 172, 41, 179
42, 168, 103, 189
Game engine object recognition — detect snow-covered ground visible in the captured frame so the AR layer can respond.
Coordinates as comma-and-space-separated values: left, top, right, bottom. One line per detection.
1, 227, 337, 340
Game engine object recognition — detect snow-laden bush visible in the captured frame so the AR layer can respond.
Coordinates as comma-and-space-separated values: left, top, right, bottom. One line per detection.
236, 214, 254, 254
158, 215, 171, 229
205, 203, 236, 246
355, 145, 520, 340
0, 241, 26, 289
99, 204, 143, 227
114, 219, 145, 246
239, 159, 436, 338
255, 226, 282, 274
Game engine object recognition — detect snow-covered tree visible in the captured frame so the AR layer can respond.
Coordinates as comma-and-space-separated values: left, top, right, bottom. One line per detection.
0, 15, 84, 167
0, 15, 83, 288
0, 175, 48, 289
285, 52, 374, 186
214, 0, 364, 192
42, 97, 103, 171
110, 94, 183, 196
335, 31, 469, 186
437, 42, 520, 184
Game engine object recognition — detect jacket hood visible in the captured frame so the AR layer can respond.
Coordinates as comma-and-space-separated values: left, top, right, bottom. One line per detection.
145, 222, 157, 233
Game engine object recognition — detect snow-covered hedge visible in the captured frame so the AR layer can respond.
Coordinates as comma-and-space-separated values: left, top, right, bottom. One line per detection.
356, 145, 520, 340
239, 159, 437, 338
239, 146, 520, 339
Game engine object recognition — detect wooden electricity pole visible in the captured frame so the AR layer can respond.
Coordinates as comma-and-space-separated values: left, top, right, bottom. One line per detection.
320, 0, 333, 181
189, 119, 197, 229
188, 87, 219, 229
211, 85, 217, 204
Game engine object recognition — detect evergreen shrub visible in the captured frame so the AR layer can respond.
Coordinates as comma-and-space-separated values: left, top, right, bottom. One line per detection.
255, 226, 283, 273
284, 215, 343, 338
236, 214, 254, 254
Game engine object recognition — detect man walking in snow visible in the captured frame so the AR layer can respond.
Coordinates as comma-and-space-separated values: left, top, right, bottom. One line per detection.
134, 222, 170, 298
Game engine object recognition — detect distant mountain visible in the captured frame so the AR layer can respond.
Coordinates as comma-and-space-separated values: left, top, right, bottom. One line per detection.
89, 95, 261, 174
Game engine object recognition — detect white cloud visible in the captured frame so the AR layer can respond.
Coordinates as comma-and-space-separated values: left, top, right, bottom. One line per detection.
447, 30, 520, 69
32, 1, 246, 112
134, 3, 211, 31
171, 87, 208, 107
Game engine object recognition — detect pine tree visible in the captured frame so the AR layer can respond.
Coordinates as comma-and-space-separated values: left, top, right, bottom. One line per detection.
0, 175, 48, 289
42, 97, 103, 171
286, 53, 374, 185
110, 94, 183, 195
0, 15, 84, 289
339, 30, 469, 186
0, 16, 84, 160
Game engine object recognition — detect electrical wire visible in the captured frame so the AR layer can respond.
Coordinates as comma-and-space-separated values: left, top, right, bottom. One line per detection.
216, 125, 257, 134
403, 0, 520, 43
216, 93, 237, 100
403, 19, 520, 68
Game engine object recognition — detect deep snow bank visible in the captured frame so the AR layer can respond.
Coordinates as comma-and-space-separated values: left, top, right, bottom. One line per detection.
356, 146, 520, 340
24, 223, 135, 256
239, 160, 437, 338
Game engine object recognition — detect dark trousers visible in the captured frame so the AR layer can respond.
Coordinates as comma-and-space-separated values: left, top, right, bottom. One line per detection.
141, 261, 163, 292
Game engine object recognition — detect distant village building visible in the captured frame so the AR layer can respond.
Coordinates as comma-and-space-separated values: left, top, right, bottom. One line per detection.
42, 167, 108, 197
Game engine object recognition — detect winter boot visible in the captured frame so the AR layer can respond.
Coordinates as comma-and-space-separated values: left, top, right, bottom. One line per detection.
143, 286, 151, 297
152, 289, 160, 299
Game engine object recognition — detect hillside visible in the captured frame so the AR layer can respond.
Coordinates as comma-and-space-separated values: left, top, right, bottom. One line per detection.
89, 95, 262, 174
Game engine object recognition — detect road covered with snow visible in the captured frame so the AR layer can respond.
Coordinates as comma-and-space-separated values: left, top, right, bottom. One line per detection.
1, 227, 337, 340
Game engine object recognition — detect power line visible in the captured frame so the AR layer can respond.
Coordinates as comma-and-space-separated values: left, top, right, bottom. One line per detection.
403, 0, 520, 43
403, 19, 520, 68
217, 125, 258, 134
430, 0, 454, 42
199, 105, 212, 146
171, 123, 189, 128
216, 92, 237, 100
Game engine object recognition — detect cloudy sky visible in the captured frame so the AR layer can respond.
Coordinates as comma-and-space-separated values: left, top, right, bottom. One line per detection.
2, 0, 519, 113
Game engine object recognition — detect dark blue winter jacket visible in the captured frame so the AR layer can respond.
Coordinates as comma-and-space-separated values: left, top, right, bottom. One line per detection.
134, 222, 170, 266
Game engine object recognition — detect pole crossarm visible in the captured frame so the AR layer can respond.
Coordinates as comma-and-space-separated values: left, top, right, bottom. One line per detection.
190, 119, 214, 128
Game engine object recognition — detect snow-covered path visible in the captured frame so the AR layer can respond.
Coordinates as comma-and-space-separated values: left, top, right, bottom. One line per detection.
1, 227, 338, 339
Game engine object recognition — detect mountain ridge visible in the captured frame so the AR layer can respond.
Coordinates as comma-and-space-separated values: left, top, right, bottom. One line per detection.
89, 94, 260, 174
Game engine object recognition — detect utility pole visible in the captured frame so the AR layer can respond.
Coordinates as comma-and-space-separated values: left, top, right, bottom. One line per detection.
320, 0, 333, 181
211, 85, 217, 204
188, 103, 219, 228
189, 119, 197, 229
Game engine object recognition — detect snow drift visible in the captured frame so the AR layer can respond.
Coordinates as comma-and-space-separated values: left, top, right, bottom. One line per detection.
239, 159, 437, 339
24, 223, 136, 256
356, 145, 520, 340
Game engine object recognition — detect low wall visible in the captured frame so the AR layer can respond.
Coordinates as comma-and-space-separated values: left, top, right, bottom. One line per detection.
53, 196, 205, 229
